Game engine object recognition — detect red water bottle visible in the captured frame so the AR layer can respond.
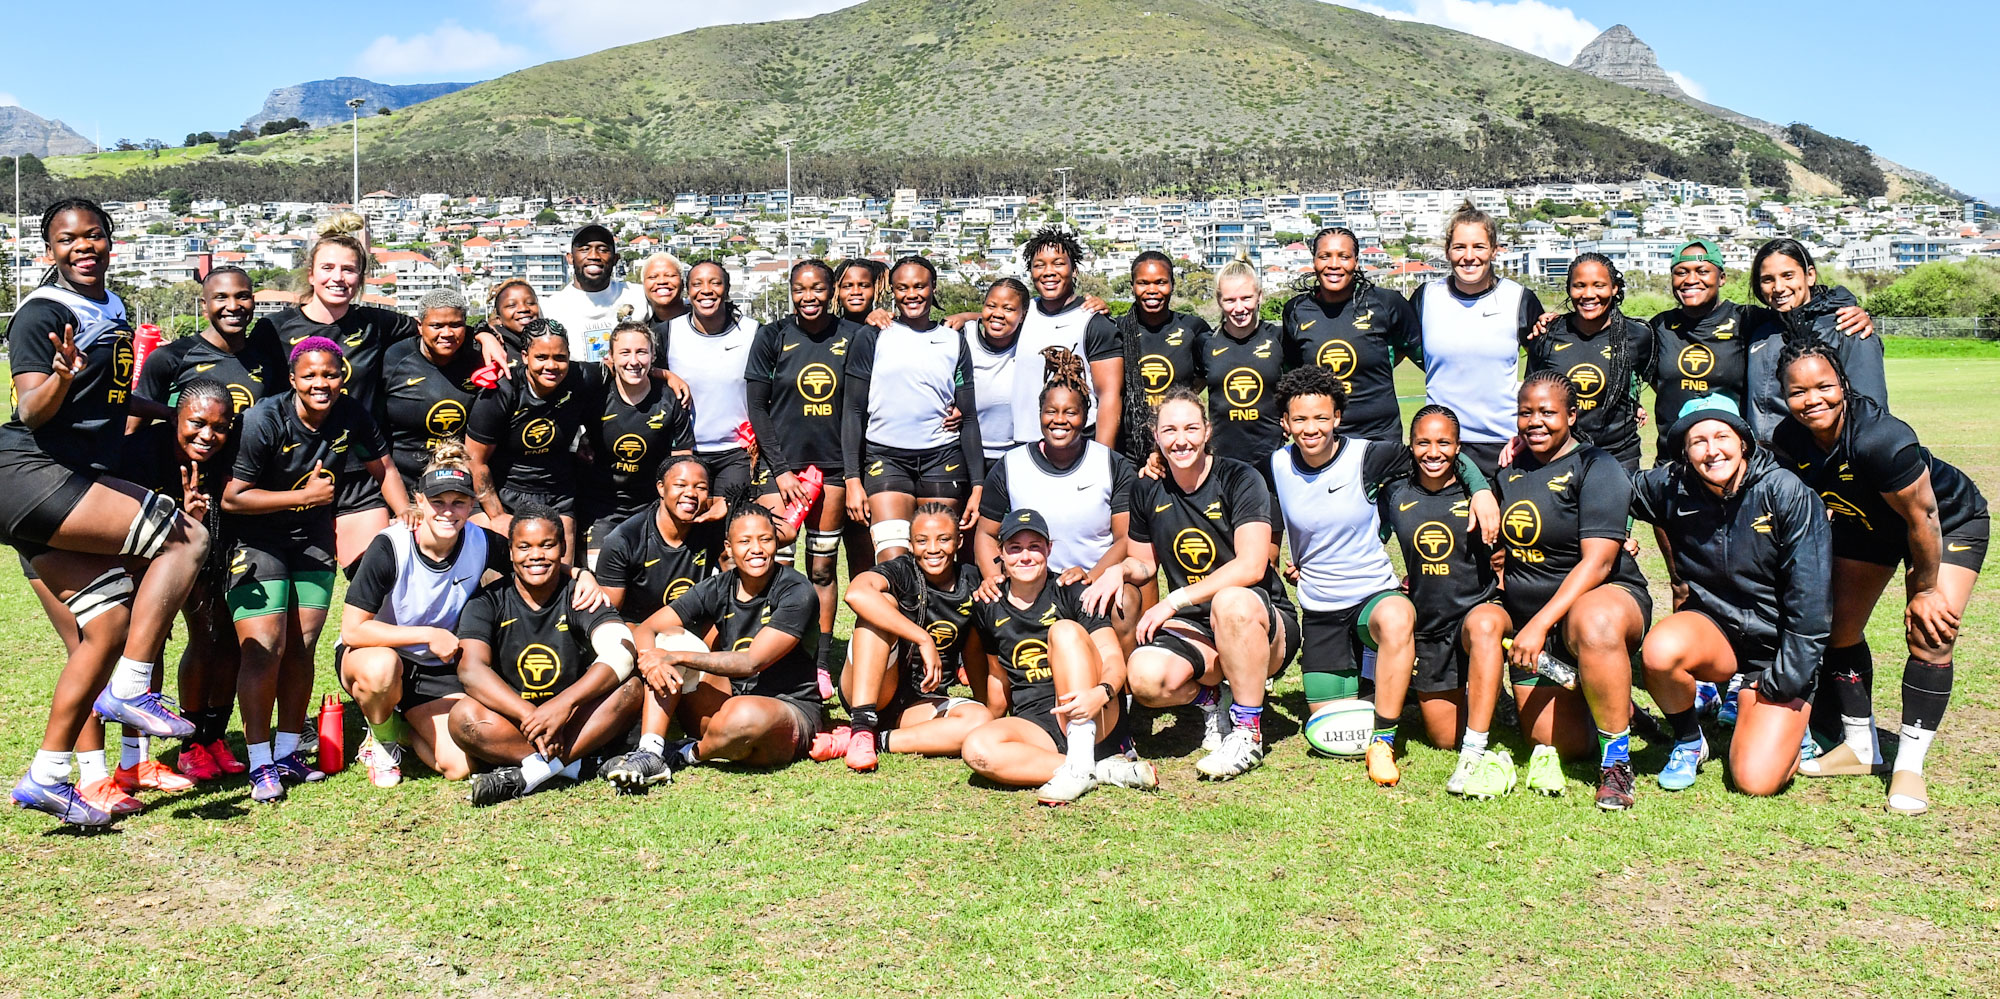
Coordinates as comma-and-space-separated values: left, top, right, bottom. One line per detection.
130, 323, 163, 388
316, 692, 347, 775
782, 464, 825, 530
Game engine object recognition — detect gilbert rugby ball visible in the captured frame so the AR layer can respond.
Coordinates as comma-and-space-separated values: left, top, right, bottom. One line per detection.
1303, 699, 1374, 758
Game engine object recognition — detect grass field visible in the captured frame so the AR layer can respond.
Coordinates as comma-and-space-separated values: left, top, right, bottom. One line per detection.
3, 358, 1997, 999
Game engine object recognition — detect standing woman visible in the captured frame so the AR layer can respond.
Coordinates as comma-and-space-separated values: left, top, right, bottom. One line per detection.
1013, 228, 1123, 448
133, 265, 282, 426
1094, 389, 1299, 780
841, 255, 984, 560
640, 252, 688, 347
465, 319, 598, 555
1282, 227, 1423, 443
1493, 371, 1651, 810
483, 278, 542, 356
1774, 343, 1986, 815
382, 289, 484, 495
1742, 239, 1885, 441
660, 261, 767, 500
584, 322, 695, 559
1523, 253, 1654, 469
222, 338, 407, 803
1632, 396, 1829, 797
1407, 203, 1545, 475
5, 199, 211, 826
1116, 252, 1209, 463
746, 260, 867, 684
965, 278, 1028, 469
1198, 259, 1288, 490
831, 258, 888, 327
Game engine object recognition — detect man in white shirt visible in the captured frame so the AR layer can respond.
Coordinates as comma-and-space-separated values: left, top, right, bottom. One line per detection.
539, 223, 647, 363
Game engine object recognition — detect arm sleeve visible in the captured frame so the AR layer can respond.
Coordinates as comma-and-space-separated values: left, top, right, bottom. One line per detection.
667, 397, 694, 452
1768, 481, 1833, 700
978, 463, 1010, 522
1387, 291, 1424, 368
1516, 290, 1546, 345
1106, 453, 1135, 514
388, 310, 419, 346
1083, 315, 1121, 361
341, 535, 401, 610
466, 387, 508, 446
1627, 467, 1672, 526
839, 329, 878, 480
353, 405, 390, 461
1576, 454, 1634, 541
1279, 297, 1305, 368
952, 336, 984, 482
1630, 318, 1657, 385
1361, 439, 1411, 487
743, 379, 786, 473
760, 577, 817, 639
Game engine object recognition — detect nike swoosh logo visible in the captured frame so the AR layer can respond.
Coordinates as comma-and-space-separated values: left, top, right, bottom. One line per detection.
644, 557, 662, 566
1076, 482, 1091, 490
194, 363, 218, 372
1948, 543, 1971, 552
1211, 347, 1228, 356
1552, 343, 1572, 352
994, 617, 1009, 628
783, 342, 800, 351
1155, 503, 1173, 512
1299, 320, 1316, 331
450, 577, 469, 586
943, 463, 960, 472
282, 443, 302, 453
724, 344, 742, 351
406, 377, 426, 385
1399, 501, 1419, 511
601, 414, 617, 421
500, 618, 516, 627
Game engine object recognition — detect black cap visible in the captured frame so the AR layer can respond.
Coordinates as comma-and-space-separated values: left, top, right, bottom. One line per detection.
417, 467, 475, 499
571, 223, 615, 249
999, 509, 1050, 542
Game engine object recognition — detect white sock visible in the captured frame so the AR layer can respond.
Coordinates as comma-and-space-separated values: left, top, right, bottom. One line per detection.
1462, 728, 1490, 756
519, 753, 561, 790
247, 741, 274, 770
639, 732, 666, 755
31, 749, 72, 785
557, 758, 581, 779
1842, 715, 1879, 763
677, 740, 701, 766
1064, 719, 1096, 771
1893, 724, 1935, 775
109, 657, 153, 699
272, 731, 300, 760
77, 750, 110, 785
119, 736, 145, 770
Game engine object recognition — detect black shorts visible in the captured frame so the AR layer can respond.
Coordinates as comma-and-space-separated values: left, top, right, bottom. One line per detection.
398, 654, 465, 714
1678, 608, 1776, 691
1459, 441, 1505, 481
227, 540, 338, 587
861, 443, 968, 499
1411, 632, 1469, 694
696, 448, 779, 500
1145, 587, 1301, 673
0, 449, 95, 554
1298, 591, 1401, 678
1017, 691, 1132, 759
499, 483, 575, 517
1504, 581, 1652, 686
333, 470, 388, 517
583, 501, 647, 550
1838, 513, 1990, 572
776, 694, 825, 758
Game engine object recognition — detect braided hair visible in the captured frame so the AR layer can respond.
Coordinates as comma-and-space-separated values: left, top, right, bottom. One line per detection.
1406, 404, 1472, 496
1774, 338, 1855, 443
1562, 252, 1636, 433
1305, 226, 1376, 300
1038, 345, 1092, 410
1020, 225, 1084, 271
1519, 369, 1580, 415
38, 198, 115, 286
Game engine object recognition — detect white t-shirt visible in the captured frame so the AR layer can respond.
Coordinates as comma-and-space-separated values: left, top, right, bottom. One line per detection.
662, 314, 753, 452
540, 281, 649, 363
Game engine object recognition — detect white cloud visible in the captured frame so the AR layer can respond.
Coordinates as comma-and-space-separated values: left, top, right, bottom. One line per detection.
356, 21, 533, 78
507, 0, 864, 57
1337, 0, 1602, 61
1666, 70, 1707, 101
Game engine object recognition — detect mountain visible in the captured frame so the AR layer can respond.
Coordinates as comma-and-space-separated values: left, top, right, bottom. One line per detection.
1569, 25, 1965, 201
244, 77, 481, 130
0, 105, 94, 158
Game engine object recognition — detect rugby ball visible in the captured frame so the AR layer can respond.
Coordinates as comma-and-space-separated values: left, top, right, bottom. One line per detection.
1303, 699, 1375, 759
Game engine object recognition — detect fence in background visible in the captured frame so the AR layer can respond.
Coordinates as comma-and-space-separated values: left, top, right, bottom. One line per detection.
1875, 317, 2000, 339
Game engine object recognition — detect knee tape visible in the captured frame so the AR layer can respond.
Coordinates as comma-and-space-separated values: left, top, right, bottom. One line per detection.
591, 623, 638, 682
66, 568, 134, 628
869, 519, 911, 556
120, 491, 179, 559
805, 529, 844, 559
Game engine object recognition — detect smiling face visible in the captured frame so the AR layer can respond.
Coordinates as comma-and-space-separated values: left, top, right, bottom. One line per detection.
836, 266, 879, 317
1409, 412, 1461, 483
790, 267, 831, 323
1682, 419, 1746, 492
1671, 260, 1723, 310
1216, 273, 1261, 330
1515, 380, 1576, 457
420, 306, 467, 360
175, 395, 230, 465
642, 257, 683, 310
309, 243, 362, 308
1446, 221, 1497, 291
657, 459, 710, 523
1756, 252, 1816, 313
1028, 244, 1075, 302
420, 489, 474, 544
609, 327, 653, 387
890, 262, 934, 322
522, 333, 570, 394
1131, 259, 1174, 315
1567, 259, 1616, 323
1154, 397, 1210, 472
509, 516, 564, 588
1000, 532, 1051, 584
48, 208, 111, 290
1312, 230, 1359, 297
290, 349, 343, 415
688, 262, 729, 321
1782, 353, 1846, 435
1281, 391, 1340, 461
727, 512, 778, 581
495, 284, 541, 333
1039, 383, 1087, 449
981, 284, 1026, 341
570, 239, 614, 292
202, 271, 256, 337
909, 510, 961, 582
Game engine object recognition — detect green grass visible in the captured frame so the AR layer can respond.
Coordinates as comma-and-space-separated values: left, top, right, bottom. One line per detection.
4, 359, 1998, 998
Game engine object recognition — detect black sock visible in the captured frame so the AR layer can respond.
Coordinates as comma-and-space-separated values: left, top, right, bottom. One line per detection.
1900, 657, 1953, 732
1665, 706, 1700, 743
1829, 642, 1875, 718
850, 706, 878, 734
193, 708, 221, 744
816, 629, 833, 670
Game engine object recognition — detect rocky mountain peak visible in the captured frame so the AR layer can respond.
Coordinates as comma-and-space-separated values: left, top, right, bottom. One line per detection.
1570, 24, 1685, 99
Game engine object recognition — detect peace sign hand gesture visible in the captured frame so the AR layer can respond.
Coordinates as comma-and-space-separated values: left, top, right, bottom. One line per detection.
180, 463, 211, 520
47, 325, 84, 385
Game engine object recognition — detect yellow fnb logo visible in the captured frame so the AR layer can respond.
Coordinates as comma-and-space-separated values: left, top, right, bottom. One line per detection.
1173, 527, 1217, 575
1678, 344, 1715, 379
1014, 639, 1051, 682
1138, 355, 1175, 395
426, 399, 467, 436
1568, 364, 1605, 400
613, 434, 648, 462
1414, 521, 1455, 562
1501, 500, 1542, 548
797, 362, 837, 405
927, 621, 958, 650
521, 417, 557, 451
112, 339, 135, 387
516, 644, 562, 692
228, 383, 255, 414
665, 577, 695, 601
1316, 339, 1357, 378
1222, 368, 1263, 409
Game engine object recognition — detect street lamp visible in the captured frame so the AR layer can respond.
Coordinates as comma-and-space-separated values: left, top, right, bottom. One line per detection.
1053, 166, 1072, 229
780, 139, 793, 273
347, 97, 366, 206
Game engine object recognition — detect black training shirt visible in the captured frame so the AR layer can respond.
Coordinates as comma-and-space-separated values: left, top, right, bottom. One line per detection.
666, 567, 821, 704
459, 576, 621, 702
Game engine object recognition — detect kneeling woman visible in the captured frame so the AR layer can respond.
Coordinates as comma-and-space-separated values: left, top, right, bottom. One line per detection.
619, 501, 824, 787
1090, 389, 1299, 781
1633, 396, 1829, 797
466, 319, 597, 555
821, 502, 993, 771
1495, 371, 1652, 811
1775, 342, 1986, 815
223, 337, 407, 803
450, 507, 642, 806
960, 510, 1155, 805
337, 445, 513, 788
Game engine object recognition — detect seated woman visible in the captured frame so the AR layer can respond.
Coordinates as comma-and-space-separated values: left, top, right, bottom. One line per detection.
816, 502, 994, 772
1493, 372, 1652, 811
960, 510, 1156, 806
1632, 396, 1828, 797
449, 506, 643, 806
616, 501, 824, 788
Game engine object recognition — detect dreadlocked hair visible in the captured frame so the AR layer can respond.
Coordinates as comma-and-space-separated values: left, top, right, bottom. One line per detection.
720, 483, 778, 536
1273, 364, 1347, 416
1020, 225, 1084, 270
1037, 346, 1092, 411
38, 198, 115, 286
831, 258, 886, 321
1305, 226, 1376, 300
1563, 252, 1637, 431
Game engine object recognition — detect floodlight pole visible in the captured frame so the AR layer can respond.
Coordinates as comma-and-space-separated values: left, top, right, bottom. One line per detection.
347, 97, 366, 206
1053, 166, 1072, 227
782, 139, 794, 272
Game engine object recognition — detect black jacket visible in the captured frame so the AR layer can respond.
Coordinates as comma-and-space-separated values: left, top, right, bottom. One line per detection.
1744, 286, 1886, 441
1629, 446, 1831, 701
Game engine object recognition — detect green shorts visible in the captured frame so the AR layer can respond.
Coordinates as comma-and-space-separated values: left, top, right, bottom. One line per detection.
225, 543, 337, 621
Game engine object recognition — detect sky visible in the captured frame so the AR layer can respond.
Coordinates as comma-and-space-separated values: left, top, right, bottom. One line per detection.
1, 0, 1993, 198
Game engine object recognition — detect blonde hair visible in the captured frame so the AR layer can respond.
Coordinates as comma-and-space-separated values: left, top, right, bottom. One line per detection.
423, 437, 470, 475
640, 252, 686, 283
1447, 200, 1497, 246
1215, 256, 1260, 299
318, 211, 367, 240
307, 232, 369, 276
